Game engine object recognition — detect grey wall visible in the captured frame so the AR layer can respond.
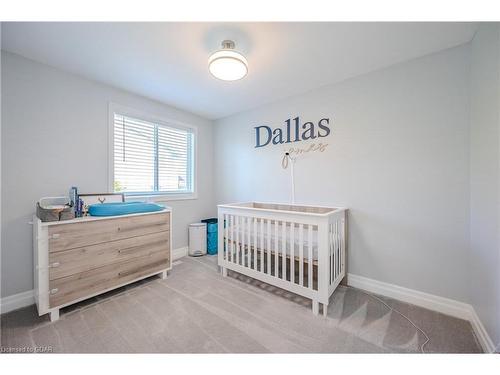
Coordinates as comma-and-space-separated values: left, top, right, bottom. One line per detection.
214, 45, 471, 303
1, 51, 215, 297
469, 24, 500, 349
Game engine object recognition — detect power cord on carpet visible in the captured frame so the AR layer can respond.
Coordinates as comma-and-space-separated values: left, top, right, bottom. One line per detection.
343, 285, 430, 353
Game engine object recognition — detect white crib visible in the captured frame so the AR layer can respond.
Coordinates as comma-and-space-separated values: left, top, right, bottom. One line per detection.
217, 202, 347, 316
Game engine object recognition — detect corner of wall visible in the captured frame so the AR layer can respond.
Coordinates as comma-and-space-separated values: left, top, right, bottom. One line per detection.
468, 22, 500, 351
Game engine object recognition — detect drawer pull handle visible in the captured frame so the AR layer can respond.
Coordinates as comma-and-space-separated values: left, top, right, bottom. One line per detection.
50, 288, 59, 295
51, 234, 61, 239
50, 262, 60, 268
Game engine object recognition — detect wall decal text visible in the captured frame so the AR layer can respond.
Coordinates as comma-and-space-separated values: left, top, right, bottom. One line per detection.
254, 117, 331, 148
285, 142, 329, 156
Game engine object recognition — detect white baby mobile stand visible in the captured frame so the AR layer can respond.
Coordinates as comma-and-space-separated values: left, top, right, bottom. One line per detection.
282, 152, 297, 204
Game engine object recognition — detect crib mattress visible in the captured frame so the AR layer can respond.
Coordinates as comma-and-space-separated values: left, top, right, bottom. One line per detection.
225, 223, 319, 260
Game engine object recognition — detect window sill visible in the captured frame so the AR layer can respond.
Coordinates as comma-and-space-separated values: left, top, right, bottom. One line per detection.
124, 193, 198, 203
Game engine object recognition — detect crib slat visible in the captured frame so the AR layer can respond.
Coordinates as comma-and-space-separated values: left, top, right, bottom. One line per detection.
224, 214, 228, 262
332, 221, 335, 280
328, 224, 330, 284
332, 222, 336, 281
247, 217, 250, 268
239, 217, 242, 265
251, 217, 254, 270
241, 216, 247, 267
274, 221, 279, 277
299, 223, 304, 286
249, 217, 252, 268
341, 218, 345, 277
282, 221, 287, 280
335, 221, 341, 278
267, 220, 271, 275
260, 219, 264, 273
335, 221, 339, 280
236, 216, 240, 265
252, 217, 257, 270
229, 215, 235, 263
241, 217, 248, 267
248, 218, 251, 268
333, 223, 337, 282
329, 224, 333, 284
243, 216, 248, 267
290, 222, 295, 283
245, 217, 252, 268
229, 215, 233, 263
337, 221, 340, 278
332, 221, 336, 281
308, 225, 313, 289
232, 215, 236, 264
227, 215, 230, 262
234, 215, 238, 264
333, 223, 336, 283
246, 217, 249, 268
247, 217, 250, 269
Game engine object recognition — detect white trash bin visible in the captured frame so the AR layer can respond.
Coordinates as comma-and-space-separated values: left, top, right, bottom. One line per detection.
189, 223, 207, 257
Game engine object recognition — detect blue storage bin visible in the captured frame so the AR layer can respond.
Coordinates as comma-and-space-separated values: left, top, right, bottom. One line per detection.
201, 218, 218, 255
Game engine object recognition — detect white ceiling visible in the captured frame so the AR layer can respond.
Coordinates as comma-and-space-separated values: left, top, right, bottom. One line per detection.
1, 22, 477, 119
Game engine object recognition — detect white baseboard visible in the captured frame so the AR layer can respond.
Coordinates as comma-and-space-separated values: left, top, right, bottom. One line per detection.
347, 273, 471, 319
172, 246, 188, 260
1, 246, 189, 315
347, 273, 496, 353
468, 307, 496, 353
0, 289, 35, 315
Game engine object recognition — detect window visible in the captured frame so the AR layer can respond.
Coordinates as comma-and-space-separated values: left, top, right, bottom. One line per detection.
111, 111, 195, 198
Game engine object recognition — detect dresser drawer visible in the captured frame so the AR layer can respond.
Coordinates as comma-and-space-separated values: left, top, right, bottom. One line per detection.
48, 211, 170, 252
49, 230, 170, 280
49, 249, 169, 308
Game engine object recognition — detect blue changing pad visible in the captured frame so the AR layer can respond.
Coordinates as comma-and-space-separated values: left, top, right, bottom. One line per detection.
88, 202, 165, 216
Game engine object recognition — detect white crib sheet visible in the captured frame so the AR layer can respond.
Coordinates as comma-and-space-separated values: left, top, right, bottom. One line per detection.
225, 223, 319, 261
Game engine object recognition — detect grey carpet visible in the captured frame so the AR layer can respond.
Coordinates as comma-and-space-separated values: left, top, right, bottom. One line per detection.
0, 255, 482, 353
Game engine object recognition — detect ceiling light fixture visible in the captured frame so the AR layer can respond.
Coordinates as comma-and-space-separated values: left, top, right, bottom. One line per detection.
208, 40, 248, 81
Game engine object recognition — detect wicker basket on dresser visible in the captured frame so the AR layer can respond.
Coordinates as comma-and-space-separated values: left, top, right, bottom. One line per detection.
33, 209, 172, 321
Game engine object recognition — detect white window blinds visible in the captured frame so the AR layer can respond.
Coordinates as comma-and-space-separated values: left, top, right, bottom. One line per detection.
113, 113, 194, 195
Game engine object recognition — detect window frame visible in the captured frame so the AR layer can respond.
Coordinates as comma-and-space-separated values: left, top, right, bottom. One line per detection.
108, 103, 198, 201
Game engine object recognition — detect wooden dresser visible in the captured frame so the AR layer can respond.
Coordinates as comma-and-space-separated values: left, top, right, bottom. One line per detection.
33, 209, 172, 321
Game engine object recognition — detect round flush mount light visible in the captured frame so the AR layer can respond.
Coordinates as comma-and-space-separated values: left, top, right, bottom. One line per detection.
208, 40, 248, 81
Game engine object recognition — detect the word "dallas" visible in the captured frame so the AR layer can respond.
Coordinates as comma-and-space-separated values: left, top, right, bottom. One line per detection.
254, 117, 331, 148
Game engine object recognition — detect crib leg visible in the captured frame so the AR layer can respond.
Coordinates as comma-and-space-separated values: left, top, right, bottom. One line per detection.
322, 303, 328, 317
312, 300, 319, 316
221, 267, 227, 277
